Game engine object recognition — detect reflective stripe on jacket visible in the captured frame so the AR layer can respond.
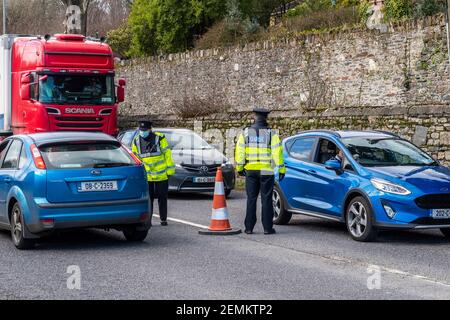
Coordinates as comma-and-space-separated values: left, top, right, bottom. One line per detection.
235, 127, 285, 174
132, 132, 175, 182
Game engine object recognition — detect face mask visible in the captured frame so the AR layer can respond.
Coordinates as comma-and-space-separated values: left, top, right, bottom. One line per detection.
140, 130, 150, 138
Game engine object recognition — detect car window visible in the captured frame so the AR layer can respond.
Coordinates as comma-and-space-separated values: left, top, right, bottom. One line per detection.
120, 131, 136, 148
315, 139, 339, 164
289, 138, 316, 161
2, 140, 22, 169
343, 156, 354, 172
160, 131, 210, 150
18, 144, 29, 169
39, 142, 134, 169
343, 137, 436, 167
0, 140, 11, 163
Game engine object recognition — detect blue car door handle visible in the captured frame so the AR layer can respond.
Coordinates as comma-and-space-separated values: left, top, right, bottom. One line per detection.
4, 177, 11, 183
307, 169, 317, 174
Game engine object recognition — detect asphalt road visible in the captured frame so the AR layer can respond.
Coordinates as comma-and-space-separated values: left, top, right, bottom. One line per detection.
0, 190, 450, 300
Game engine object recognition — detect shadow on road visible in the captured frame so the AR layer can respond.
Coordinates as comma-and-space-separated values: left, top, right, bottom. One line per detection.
168, 191, 245, 200
0, 228, 171, 251
289, 217, 450, 245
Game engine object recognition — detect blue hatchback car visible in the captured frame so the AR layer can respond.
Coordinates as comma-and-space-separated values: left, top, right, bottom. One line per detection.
0, 132, 150, 249
274, 130, 450, 241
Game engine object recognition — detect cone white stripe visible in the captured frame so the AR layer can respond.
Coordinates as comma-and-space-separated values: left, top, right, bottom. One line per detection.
214, 181, 225, 196
211, 207, 229, 220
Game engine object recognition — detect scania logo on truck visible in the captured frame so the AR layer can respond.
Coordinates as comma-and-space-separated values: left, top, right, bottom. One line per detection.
65, 108, 95, 114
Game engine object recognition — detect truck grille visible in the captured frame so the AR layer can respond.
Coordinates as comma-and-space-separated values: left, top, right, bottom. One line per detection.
56, 123, 103, 128
55, 116, 103, 122
415, 194, 450, 209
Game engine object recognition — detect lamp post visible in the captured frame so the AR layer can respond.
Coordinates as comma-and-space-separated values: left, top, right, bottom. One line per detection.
2, 0, 6, 34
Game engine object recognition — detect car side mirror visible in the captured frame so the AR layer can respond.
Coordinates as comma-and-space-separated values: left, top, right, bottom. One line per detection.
21, 73, 32, 84
325, 159, 342, 172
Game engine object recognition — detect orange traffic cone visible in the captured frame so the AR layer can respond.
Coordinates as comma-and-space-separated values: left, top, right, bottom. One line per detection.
199, 167, 241, 235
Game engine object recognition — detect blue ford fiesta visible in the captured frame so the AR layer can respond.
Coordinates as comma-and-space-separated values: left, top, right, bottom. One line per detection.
274, 130, 450, 242
0, 132, 150, 249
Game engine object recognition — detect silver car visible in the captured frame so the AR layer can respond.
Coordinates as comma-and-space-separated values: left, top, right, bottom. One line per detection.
118, 128, 236, 197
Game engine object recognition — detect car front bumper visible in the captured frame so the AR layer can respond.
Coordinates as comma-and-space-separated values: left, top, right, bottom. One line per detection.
369, 190, 450, 230
168, 166, 235, 193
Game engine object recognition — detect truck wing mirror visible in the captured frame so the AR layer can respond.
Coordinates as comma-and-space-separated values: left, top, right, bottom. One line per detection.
21, 84, 31, 100
21, 73, 32, 84
116, 78, 126, 103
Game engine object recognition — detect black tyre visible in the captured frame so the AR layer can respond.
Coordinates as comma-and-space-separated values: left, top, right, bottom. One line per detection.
123, 227, 149, 242
10, 203, 35, 250
440, 228, 450, 238
272, 186, 292, 225
345, 196, 377, 242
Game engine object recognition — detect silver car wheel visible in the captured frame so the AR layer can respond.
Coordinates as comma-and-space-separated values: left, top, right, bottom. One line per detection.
12, 207, 23, 246
347, 201, 367, 238
272, 189, 281, 220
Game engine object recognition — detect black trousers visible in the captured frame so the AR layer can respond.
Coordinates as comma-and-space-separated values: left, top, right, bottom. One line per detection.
245, 171, 275, 232
148, 180, 169, 222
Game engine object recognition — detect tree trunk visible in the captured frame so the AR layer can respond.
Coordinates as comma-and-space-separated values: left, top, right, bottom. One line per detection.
61, 0, 90, 35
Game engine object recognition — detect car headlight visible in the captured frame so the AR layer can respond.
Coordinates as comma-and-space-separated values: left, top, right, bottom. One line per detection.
371, 178, 411, 195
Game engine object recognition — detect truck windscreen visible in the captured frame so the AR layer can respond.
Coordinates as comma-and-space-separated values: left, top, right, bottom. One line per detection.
39, 74, 115, 105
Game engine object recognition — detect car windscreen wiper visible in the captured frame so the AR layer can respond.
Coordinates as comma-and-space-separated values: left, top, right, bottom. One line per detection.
368, 138, 399, 145
93, 162, 131, 168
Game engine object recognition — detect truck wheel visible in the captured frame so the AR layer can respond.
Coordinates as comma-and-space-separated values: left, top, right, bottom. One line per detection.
10, 203, 35, 250
272, 187, 292, 225
123, 227, 148, 242
345, 196, 377, 242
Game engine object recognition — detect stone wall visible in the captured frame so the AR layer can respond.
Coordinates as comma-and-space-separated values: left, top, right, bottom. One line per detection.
117, 15, 450, 165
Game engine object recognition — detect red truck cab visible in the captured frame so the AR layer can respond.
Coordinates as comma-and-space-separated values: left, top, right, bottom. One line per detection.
0, 34, 125, 136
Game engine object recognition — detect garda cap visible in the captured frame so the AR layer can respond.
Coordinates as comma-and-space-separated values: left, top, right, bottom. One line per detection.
139, 120, 152, 131
252, 107, 271, 117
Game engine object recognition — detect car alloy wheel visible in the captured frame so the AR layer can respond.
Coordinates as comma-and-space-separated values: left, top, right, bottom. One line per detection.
272, 189, 281, 221
347, 201, 368, 238
12, 206, 23, 246
10, 203, 35, 250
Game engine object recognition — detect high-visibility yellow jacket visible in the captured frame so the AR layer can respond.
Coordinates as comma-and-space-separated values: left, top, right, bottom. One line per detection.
132, 132, 175, 182
235, 127, 286, 174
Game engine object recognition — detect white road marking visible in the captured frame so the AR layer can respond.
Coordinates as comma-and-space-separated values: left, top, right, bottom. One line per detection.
153, 214, 209, 229
153, 213, 450, 289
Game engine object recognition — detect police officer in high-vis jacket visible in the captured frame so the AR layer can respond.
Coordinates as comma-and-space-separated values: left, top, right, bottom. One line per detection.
132, 121, 175, 226
235, 108, 285, 235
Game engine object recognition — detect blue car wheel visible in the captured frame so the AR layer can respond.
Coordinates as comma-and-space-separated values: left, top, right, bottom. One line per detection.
345, 196, 378, 242
10, 203, 35, 250
273, 186, 292, 225
123, 227, 149, 242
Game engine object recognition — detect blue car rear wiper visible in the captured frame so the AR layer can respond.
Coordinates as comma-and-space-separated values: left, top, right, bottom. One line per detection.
93, 163, 131, 168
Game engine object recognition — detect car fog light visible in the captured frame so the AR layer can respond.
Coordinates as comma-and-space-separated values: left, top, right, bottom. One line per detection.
383, 204, 396, 219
